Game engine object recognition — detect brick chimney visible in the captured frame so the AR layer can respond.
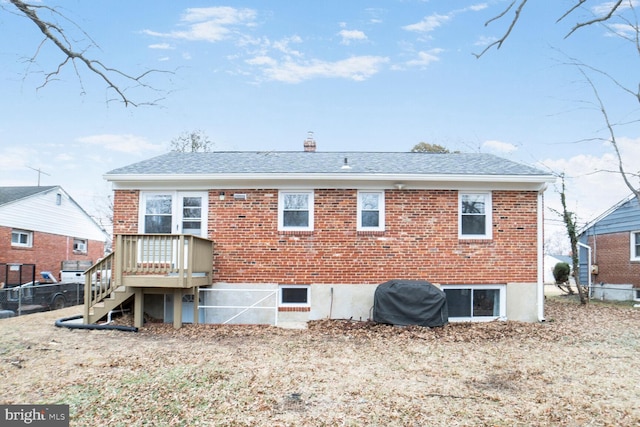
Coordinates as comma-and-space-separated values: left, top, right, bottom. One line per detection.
303, 131, 316, 152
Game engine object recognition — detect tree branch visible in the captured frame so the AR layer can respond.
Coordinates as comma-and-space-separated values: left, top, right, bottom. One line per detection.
576, 65, 640, 201
564, 0, 624, 38
9, 0, 171, 107
474, 0, 528, 58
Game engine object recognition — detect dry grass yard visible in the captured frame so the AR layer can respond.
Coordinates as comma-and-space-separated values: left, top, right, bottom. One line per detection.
1, 296, 639, 426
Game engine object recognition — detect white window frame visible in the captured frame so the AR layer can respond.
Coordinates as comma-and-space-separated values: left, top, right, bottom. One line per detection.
634, 289, 640, 302
357, 191, 385, 232
279, 285, 310, 307
138, 191, 208, 237
441, 285, 506, 322
630, 231, 640, 261
278, 191, 314, 231
459, 191, 492, 240
11, 229, 33, 248
73, 238, 88, 254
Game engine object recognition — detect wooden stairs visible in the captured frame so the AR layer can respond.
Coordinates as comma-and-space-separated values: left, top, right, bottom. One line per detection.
88, 285, 134, 324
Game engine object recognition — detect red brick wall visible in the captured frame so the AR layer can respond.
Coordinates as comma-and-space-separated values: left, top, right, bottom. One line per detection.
113, 189, 539, 285
588, 233, 640, 287
112, 190, 140, 234
0, 226, 104, 281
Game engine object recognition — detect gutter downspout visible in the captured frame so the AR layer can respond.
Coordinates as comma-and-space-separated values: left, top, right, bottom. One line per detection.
537, 190, 546, 322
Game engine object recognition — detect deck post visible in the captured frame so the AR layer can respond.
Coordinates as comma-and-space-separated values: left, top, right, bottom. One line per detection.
173, 288, 183, 329
193, 286, 199, 325
134, 288, 144, 328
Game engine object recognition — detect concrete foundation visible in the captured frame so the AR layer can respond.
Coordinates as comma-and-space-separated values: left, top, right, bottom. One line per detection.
505, 282, 539, 322
591, 283, 636, 301
156, 281, 542, 326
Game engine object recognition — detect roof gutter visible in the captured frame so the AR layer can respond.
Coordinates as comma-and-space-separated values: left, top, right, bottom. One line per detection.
105, 172, 556, 191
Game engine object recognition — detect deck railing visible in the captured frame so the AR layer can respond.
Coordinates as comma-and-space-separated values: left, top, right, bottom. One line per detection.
84, 234, 214, 319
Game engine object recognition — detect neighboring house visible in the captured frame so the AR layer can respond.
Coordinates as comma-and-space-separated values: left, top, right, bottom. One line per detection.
579, 193, 640, 301
91, 145, 555, 329
0, 186, 109, 284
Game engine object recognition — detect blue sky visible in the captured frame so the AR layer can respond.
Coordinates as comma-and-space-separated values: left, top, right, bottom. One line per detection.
1, 1, 638, 251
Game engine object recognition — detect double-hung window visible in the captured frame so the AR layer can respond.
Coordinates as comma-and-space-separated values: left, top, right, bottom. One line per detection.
357, 191, 385, 231
279, 191, 314, 231
631, 231, 640, 261
459, 192, 492, 239
442, 285, 505, 321
11, 229, 33, 248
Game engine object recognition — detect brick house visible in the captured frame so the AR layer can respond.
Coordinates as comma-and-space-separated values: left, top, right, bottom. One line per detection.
0, 186, 109, 284
579, 193, 640, 301
92, 145, 555, 328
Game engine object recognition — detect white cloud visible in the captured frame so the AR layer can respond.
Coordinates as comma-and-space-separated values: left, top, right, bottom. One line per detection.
253, 56, 389, 83
405, 49, 444, 68
403, 13, 451, 33
468, 3, 489, 12
0, 146, 34, 171
592, 0, 639, 16
540, 136, 640, 226
338, 29, 368, 45
76, 134, 164, 154
148, 43, 174, 50
483, 140, 518, 153
474, 35, 498, 47
272, 35, 303, 56
142, 7, 257, 42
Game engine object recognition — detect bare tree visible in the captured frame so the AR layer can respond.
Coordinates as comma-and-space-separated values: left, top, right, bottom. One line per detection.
477, 1, 640, 202
474, 0, 628, 58
5, 0, 170, 106
170, 130, 214, 153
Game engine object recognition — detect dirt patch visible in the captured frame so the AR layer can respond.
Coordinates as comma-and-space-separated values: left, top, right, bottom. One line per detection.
1, 297, 639, 426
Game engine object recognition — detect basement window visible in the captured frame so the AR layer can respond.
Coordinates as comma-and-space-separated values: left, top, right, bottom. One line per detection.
441, 285, 505, 321
280, 285, 310, 307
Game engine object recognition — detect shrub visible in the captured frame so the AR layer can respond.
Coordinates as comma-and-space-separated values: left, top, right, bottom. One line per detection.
553, 262, 571, 284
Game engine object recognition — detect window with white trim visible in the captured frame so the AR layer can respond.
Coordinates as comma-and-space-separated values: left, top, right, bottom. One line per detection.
278, 191, 314, 231
459, 192, 492, 239
357, 191, 385, 231
630, 231, 640, 261
11, 229, 33, 248
442, 285, 505, 321
280, 285, 310, 306
73, 238, 88, 254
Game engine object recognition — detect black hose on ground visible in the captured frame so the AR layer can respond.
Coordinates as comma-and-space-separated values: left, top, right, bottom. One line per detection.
54, 314, 138, 332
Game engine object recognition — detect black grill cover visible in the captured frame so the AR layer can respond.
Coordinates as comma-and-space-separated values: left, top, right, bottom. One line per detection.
373, 280, 448, 327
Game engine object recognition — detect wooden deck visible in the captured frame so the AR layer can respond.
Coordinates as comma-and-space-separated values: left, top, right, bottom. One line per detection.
84, 234, 214, 328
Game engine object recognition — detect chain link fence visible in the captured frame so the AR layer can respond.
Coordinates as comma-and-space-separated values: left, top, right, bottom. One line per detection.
0, 281, 84, 317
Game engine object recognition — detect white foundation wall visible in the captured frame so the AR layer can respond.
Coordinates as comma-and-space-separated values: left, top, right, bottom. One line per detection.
308, 284, 379, 321
172, 281, 543, 325
505, 282, 540, 322
200, 283, 279, 325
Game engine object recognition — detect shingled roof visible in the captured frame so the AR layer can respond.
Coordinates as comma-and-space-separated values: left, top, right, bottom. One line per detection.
106, 151, 550, 177
0, 186, 58, 206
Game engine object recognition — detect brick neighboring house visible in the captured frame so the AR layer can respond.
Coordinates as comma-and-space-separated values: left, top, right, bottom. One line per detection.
0, 186, 109, 284
98, 145, 555, 328
579, 193, 640, 301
